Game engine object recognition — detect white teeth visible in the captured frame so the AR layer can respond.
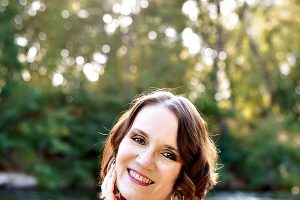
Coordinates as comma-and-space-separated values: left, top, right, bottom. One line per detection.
129, 170, 152, 184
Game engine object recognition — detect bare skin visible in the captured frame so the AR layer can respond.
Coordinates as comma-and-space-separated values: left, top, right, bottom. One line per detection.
101, 164, 118, 200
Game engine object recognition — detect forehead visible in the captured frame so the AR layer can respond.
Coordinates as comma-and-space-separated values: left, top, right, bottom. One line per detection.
131, 105, 179, 145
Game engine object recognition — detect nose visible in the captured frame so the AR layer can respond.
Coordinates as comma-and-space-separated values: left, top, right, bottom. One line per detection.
136, 148, 156, 170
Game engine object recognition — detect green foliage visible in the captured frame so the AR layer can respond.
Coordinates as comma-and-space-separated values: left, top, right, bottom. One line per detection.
0, 1, 22, 73
219, 115, 300, 190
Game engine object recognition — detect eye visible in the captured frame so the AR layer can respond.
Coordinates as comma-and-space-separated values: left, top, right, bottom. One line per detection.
131, 135, 146, 145
162, 151, 177, 161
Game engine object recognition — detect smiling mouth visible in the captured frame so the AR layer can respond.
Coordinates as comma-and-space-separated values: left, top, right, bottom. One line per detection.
127, 169, 155, 186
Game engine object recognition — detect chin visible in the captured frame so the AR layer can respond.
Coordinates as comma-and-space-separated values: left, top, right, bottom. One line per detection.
117, 182, 145, 200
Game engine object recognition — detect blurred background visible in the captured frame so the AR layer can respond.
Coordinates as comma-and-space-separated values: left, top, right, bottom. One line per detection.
0, 0, 299, 199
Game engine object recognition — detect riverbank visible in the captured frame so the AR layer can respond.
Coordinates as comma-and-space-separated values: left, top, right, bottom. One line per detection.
0, 172, 37, 189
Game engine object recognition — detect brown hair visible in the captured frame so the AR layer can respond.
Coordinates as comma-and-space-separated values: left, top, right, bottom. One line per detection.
100, 90, 218, 200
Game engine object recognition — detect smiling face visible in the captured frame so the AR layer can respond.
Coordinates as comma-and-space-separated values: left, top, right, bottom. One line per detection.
115, 104, 182, 200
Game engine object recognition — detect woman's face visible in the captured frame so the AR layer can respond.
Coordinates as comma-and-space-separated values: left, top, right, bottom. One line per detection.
115, 105, 182, 200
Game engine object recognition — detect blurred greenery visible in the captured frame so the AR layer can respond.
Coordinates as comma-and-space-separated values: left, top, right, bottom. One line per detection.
0, 0, 299, 193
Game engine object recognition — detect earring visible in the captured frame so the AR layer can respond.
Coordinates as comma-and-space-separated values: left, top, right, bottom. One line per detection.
172, 191, 185, 200
170, 192, 175, 200
171, 192, 175, 200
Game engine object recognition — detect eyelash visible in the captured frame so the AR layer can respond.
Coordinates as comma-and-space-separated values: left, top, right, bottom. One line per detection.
162, 151, 177, 161
131, 135, 177, 161
131, 135, 146, 145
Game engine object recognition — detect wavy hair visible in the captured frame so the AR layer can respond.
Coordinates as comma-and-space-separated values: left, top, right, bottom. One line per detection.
100, 90, 218, 200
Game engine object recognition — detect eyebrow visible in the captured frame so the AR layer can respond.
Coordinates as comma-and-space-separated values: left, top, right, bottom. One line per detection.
131, 128, 180, 153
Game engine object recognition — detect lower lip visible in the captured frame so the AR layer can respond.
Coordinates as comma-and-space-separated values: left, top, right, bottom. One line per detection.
127, 169, 152, 186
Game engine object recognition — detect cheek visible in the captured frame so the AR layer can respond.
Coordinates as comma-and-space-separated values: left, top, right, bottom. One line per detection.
115, 148, 127, 184
116, 140, 134, 172
160, 164, 182, 183
115, 145, 126, 171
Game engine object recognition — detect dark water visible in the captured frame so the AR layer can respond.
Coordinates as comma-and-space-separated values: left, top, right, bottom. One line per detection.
0, 190, 298, 200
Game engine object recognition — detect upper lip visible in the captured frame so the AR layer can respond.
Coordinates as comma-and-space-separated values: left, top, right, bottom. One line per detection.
128, 168, 155, 183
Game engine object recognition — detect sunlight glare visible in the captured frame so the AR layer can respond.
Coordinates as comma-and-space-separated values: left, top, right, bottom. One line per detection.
18, 53, 26, 63
83, 63, 101, 82
105, 19, 119, 34
203, 56, 213, 66
76, 56, 85, 65
181, 27, 202, 55
222, 13, 239, 30
71, 2, 80, 12
28, 0, 44, 16
165, 27, 177, 42
15, 36, 28, 47
215, 69, 231, 101
113, 3, 122, 14
220, 0, 238, 30
61, 49, 69, 58
27, 46, 38, 63
140, 0, 149, 8
208, 4, 217, 20
38, 32, 47, 40
218, 51, 227, 60
236, 0, 245, 6
103, 14, 113, 24
77, 9, 89, 18
182, 0, 199, 22
61, 10, 70, 19
215, 90, 231, 101
245, 0, 258, 7
165, 27, 177, 38
203, 47, 213, 57
102, 44, 110, 53
274, 0, 284, 5
148, 31, 157, 40
121, 0, 138, 15
119, 16, 133, 28
31, 1, 41, 11
113, 0, 148, 15
280, 63, 290, 76
220, 0, 236, 16
21, 70, 31, 81
93, 52, 107, 64
52, 73, 64, 86
120, 3, 131, 15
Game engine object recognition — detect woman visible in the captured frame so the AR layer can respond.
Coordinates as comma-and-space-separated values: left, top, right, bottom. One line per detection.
99, 90, 218, 200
